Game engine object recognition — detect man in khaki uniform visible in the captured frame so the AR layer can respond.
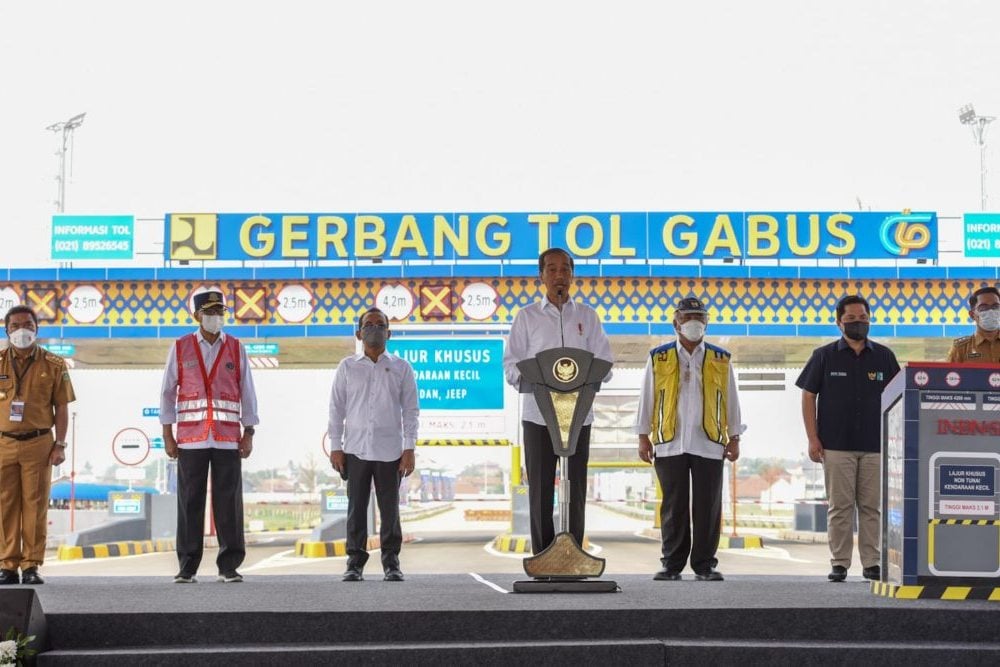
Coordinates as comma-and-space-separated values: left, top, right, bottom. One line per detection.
947, 286, 1000, 364
0, 305, 75, 585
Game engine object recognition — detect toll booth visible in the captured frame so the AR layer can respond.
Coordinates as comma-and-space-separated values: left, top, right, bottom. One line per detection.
65, 491, 175, 547
881, 362, 1000, 586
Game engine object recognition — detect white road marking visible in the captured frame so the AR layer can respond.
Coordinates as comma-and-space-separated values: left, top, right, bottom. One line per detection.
469, 572, 508, 594
719, 545, 813, 563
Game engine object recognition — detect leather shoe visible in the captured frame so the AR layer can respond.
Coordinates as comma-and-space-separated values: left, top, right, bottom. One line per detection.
342, 568, 364, 582
862, 565, 880, 581
383, 568, 404, 582
828, 565, 848, 582
20, 568, 44, 585
653, 569, 681, 581
0, 569, 18, 585
694, 569, 724, 581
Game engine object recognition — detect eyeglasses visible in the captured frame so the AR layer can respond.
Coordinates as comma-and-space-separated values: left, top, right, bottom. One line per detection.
975, 304, 1000, 312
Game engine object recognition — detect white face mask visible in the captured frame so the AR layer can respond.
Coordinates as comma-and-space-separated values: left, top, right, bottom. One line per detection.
8, 328, 36, 349
977, 309, 1000, 332
679, 320, 706, 342
200, 314, 224, 335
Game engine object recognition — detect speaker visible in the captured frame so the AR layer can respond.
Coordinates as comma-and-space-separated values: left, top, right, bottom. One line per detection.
0, 589, 48, 657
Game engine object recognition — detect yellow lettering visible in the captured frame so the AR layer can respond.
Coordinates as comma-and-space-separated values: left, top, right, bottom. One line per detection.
787, 214, 820, 256
316, 216, 348, 258
528, 214, 559, 254
662, 215, 697, 256
476, 215, 510, 257
703, 214, 742, 257
566, 215, 604, 257
825, 213, 855, 255
354, 215, 387, 257
389, 215, 428, 257
281, 215, 310, 258
240, 215, 274, 258
433, 214, 469, 257
747, 215, 779, 257
609, 214, 636, 257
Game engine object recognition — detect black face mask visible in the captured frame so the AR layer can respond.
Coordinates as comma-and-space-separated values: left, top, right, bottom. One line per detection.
843, 321, 869, 341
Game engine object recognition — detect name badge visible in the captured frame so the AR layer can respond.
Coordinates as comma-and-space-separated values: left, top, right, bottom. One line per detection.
9, 401, 25, 423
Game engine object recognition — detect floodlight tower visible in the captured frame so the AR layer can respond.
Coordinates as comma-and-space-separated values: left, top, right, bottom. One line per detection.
45, 112, 87, 212
958, 104, 995, 211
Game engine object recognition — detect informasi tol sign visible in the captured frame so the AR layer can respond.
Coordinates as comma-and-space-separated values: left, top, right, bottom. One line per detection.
388, 338, 503, 410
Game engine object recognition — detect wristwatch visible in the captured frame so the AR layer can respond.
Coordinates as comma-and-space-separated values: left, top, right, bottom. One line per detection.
53, 441, 67, 448
244, 426, 255, 435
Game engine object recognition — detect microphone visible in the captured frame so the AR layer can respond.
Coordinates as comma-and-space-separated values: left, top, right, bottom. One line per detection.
557, 288, 565, 348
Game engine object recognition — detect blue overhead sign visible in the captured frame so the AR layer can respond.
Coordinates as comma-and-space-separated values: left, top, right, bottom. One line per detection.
52, 215, 134, 260
963, 213, 1000, 257
165, 211, 938, 263
245, 343, 280, 356
387, 338, 504, 410
41, 343, 76, 357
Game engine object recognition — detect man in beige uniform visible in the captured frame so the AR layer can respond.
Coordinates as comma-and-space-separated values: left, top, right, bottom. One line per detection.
947, 286, 1000, 364
0, 305, 75, 585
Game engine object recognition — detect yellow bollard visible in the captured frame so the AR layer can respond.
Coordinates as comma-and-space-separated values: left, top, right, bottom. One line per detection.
511, 444, 521, 487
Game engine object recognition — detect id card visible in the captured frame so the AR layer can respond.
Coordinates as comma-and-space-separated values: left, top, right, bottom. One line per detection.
9, 401, 24, 422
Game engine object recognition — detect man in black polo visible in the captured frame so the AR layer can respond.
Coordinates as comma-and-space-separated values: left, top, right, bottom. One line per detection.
796, 295, 900, 582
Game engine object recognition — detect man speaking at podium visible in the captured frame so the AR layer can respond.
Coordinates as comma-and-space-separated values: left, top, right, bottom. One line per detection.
502, 248, 613, 554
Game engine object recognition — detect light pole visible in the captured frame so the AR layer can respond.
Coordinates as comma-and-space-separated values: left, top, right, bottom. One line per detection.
958, 103, 995, 211
45, 112, 86, 212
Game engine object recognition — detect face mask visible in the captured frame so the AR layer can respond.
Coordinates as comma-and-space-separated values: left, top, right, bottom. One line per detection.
8, 328, 36, 349
977, 309, 1000, 332
679, 320, 706, 342
843, 321, 869, 341
361, 326, 387, 348
200, 314, 224, 335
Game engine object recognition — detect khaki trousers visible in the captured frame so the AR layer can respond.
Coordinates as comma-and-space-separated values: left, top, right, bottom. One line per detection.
0, 434, 53, 571
823, 449, 880, 569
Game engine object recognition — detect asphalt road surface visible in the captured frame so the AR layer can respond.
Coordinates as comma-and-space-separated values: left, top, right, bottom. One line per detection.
41, 502, 867, 582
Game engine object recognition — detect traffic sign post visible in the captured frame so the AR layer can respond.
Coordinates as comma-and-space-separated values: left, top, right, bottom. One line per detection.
112, 428, 151, 490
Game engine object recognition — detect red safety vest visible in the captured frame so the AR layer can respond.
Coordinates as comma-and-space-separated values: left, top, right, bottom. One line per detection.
175, 333, 242, 444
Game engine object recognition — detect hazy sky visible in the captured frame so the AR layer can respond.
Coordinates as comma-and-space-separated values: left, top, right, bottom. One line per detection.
3, 1, 999, 266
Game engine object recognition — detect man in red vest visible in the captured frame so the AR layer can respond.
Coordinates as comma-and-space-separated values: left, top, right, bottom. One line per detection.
160, 289, 259, 583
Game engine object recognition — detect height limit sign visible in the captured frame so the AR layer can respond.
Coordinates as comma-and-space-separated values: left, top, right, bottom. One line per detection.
112, 428, 151, 466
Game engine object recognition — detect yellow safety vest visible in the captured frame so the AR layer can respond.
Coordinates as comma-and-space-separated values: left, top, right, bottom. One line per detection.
649, 341, 731, 445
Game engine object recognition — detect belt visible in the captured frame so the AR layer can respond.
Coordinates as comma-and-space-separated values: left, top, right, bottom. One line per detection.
0, 429, 51, 441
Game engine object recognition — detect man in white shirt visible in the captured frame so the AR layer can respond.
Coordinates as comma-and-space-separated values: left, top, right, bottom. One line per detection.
502, 248, 613, 554
635, 296, 744, 581
329, 307, 419, 582
160, 289, 259, 584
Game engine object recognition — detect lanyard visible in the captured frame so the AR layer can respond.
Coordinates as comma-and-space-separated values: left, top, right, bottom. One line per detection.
10, 352, 35, 400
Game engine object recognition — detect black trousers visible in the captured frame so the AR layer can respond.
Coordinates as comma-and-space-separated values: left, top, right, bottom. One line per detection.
345, 454, 403, 570
176, 448, 245, 576
522, 421, 590, 554
654, 453, 724, 574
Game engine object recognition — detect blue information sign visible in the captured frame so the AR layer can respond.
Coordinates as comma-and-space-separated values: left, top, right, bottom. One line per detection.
52, 215, 134, 260
245, 343, 280, 356
387, 338, 503, 410
142, 407, 160, 418
940, 465, 995, 497
41, 343, 76, 357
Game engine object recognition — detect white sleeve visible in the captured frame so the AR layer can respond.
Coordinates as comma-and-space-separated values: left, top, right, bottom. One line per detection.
632, 356, 654, 435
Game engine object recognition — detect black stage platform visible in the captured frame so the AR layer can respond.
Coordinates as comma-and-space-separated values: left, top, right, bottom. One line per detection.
18, 574, 1000, 665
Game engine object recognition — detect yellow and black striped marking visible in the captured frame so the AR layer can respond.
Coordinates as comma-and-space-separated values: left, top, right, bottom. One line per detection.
493, 534, 532, 553
871, 581, 1000, 601
295, 534, 400, 558
930, 518, 1000, 526
417, 439, 511, 447
57, 539, 175, 561
719, 535, 763, 549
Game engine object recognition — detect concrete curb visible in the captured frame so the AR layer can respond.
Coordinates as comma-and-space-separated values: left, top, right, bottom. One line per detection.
57, 539, 175, 561
295, 533, 416, 558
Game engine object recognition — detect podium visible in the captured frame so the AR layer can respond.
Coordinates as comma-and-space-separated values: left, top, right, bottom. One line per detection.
880, 362, 1000, 592
512, 346, 618, 593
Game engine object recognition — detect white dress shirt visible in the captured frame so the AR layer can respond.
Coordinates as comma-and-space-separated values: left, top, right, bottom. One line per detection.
159, 331, 260, 450
633, 339, 746, 460
328, 351, 419, 462
502, 297, 614, 426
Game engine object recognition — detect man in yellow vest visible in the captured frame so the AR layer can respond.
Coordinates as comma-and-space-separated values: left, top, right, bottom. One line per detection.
635, 296, 744, 581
